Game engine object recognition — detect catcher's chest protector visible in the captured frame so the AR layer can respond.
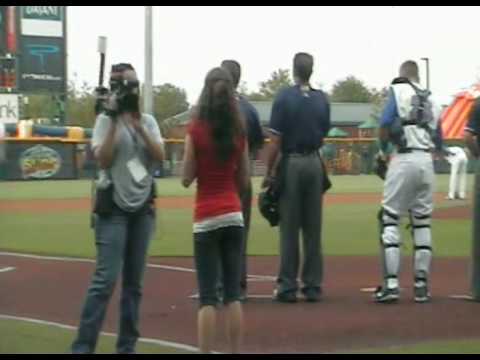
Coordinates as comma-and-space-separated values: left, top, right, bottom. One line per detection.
391, 83, 437, 150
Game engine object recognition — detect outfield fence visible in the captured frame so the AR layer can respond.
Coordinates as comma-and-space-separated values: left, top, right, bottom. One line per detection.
0, 137, 471, 180
158, 138, 471, 177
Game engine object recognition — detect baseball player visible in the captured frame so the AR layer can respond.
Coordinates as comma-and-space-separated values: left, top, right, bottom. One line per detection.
263, 52, 330, 303
445, 146, 468, 200
374, 60, 443, 304
218, 59, 264, 302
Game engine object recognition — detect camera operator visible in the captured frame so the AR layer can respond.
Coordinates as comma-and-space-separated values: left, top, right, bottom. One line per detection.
71, 63, 164, 354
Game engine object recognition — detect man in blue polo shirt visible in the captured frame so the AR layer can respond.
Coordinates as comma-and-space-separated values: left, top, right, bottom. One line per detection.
262, 52, 330, 303
465, 98, 480, 301
220, 59, 264, 302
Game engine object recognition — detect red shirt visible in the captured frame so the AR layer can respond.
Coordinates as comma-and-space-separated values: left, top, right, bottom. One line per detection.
188, 119, 245, 222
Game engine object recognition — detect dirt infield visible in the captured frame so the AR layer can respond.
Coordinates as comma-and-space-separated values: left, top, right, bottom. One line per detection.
0, 253, 478, 353
0, 193, 461, 214
433, 205, 472, 220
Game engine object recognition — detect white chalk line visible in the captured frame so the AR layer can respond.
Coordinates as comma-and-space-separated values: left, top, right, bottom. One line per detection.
360, 287, 406, 293
361, 287, 476, 301
359, 287, 377, 293
0, 314, 202, 353
0, 266, 16, 273
0, 252, 95, 263
0, 251, 275, 281
448, 294, 476, 301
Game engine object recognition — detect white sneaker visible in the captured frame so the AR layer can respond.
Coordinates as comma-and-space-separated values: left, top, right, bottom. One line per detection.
414, 285, 431, 303
374, 286, 400, 303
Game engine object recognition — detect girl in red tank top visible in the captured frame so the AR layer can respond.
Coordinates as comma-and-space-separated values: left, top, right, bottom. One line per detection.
182, 67, 249, 354
188, 118, 244, 227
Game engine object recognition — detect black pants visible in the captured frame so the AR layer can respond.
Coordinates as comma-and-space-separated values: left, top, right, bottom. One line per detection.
277, 153, 324, 295
217, 182, 252, 292
194, 226, 244, 307
240, 182, 252, 289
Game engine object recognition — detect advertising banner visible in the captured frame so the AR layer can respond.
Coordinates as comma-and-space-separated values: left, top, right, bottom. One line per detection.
18, 35, 65, 92
21, 6, 64, 37
5, 141, 77, 180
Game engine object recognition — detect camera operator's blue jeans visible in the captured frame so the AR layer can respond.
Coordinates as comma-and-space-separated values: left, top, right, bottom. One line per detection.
71, 206, 155, 354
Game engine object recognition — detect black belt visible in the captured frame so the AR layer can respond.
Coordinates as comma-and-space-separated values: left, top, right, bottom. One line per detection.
287, 153, 318, 158
285, 147, 318, 156
286, 151, 317, 157
398, 148, 431, 154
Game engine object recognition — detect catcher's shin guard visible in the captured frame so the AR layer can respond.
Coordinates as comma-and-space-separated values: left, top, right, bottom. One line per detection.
378, 208, 401, 288
410, 212, 433, 283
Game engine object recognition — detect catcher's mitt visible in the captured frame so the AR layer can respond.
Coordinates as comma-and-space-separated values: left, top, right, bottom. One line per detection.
258, 187, 280, 227
373, 154, 388, 180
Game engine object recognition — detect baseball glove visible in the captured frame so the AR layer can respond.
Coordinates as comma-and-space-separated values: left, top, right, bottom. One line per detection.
258, 186, 280, 227
373, 153, 388, 180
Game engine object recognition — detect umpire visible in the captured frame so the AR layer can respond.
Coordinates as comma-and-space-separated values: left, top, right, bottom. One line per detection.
262, 52, 331, 303
464, 97, 480, 301
219, 59, 264, 301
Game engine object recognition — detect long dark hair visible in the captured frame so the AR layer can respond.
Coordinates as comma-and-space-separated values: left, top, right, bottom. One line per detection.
195, 67, 245, 162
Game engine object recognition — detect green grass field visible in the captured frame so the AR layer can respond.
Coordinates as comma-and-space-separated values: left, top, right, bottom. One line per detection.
0, 175, 473, 258
1, 317, 479, 354
0, 175, 477, 354
352, 339, 480, 354
0, 202, 472, 258
0, 174, 471, 200
0, 318, 195, 354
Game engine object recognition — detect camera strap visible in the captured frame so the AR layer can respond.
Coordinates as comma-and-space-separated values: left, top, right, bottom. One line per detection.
119, 115, 150, 184
120, 115, 141, 154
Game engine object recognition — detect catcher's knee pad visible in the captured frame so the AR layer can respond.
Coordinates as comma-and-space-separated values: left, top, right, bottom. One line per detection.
380, 208, 400, 245
379, 208, 401, 277
411, 213, 432, 280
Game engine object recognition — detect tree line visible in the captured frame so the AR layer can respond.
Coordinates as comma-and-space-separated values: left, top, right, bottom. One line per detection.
22, 69, 388, 130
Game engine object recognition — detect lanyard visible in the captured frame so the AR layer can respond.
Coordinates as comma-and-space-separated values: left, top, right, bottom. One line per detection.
119, 115, 141, 154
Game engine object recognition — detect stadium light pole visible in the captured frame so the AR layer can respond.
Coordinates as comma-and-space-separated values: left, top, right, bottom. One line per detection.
144, 6, 153, 115
61, 6, 68, 125
421, 57, 430, 91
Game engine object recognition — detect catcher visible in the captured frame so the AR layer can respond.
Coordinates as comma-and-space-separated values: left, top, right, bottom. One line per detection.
373, 60, 443, 304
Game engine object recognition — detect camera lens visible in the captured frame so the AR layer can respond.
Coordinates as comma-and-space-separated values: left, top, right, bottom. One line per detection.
109, 79, 120, 92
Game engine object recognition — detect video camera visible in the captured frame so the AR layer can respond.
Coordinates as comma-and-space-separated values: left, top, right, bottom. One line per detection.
109, 77, 139, 98
96, 63, 139, 118
109, 63, 139, 97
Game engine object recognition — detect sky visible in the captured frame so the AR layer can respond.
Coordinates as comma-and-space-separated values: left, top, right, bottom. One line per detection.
67, 6, 480, 106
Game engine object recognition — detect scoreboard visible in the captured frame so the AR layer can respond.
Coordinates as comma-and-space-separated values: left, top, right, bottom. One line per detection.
0, 6, 66, 94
